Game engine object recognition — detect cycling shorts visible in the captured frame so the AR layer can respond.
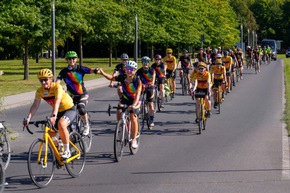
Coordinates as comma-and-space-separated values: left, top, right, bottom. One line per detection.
226, 70, 231, 76
166, 69, 176, 80
155, 77, 165, 85
212, 79, 224, 89
195, 88, 209, 96
71, 94, 89, 106
180, 67, 190, 74
56, 106, 77, 128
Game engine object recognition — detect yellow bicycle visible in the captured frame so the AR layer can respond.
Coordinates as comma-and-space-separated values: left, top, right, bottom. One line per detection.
166, 75, 174, 100
194, 92, 207, 134
24, 117, 86, 188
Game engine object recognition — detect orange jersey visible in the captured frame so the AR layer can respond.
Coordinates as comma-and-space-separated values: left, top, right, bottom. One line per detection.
191, 71, 211, 89
163, 55, 177, 71
210, 65, 226, 80
222, 56, 232, 71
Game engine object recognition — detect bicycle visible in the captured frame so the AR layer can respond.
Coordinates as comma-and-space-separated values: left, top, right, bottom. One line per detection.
194, 92, 207, 135
0, 161, 4, 193
180, 69, 188, 95
108, 104, 141, 162
24, 117, 86, 188
246, 57, 252, 69
153, 84, 162, 112
213, 82, 224, 114
70, 96, 93, 153
139, 90, 150, 132
0, 121, 11, 170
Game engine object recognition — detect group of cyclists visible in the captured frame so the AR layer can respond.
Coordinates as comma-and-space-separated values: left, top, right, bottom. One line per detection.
18, 46, 274, 187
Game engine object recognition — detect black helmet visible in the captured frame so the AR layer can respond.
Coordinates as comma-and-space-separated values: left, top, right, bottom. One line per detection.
120, 53, 129, 60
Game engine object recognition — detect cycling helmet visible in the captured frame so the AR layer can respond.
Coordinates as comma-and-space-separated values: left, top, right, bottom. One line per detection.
166, 48, 173, 53
120, 53, 129, 60
125, 60, 138, 69
193, 62, 199, 68
197, 62, 207, 68
213, 48, 218, 53
155, 54, 162, 60
224, 51, 229, 56
183, 50, 188, 54
216, 59, 222, 65
37, 68, 53, 79
216, 53, 222, 58
141, 56, 151, 64
65, 51, 78, 59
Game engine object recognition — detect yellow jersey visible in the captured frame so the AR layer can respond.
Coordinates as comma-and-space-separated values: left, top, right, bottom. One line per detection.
210, 65, 226, 80
190, 71, 211, 89
35, 82, 74, 112
221, 56, 232, 71
163, 55, 177, 71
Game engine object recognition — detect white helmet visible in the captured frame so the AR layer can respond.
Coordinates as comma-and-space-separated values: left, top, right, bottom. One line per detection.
125, 60, 138, 69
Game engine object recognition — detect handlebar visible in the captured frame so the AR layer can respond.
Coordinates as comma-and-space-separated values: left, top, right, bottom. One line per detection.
107, 104, 130, 117
23, 117, 57, 135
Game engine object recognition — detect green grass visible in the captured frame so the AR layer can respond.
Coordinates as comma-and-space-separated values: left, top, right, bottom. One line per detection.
0, 58, 118, 97
279, 54, 290, 135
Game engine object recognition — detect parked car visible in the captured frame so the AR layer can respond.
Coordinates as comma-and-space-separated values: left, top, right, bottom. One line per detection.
286, 48, 290, 58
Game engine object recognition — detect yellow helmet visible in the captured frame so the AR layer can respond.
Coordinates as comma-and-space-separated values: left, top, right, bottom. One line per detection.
166, 48, 173, 54
37, 68, 53, 79
197, 62, 207, 68
216, 59, 222, 65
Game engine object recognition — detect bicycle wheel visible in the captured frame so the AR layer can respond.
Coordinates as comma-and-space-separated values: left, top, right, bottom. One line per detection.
27, 139, 55, 188
217, 87, 221, 114
181, 76, 186, 95
0, 161, 4, 193
66, 132, 86, 177
78, 117, 92, 153
153, 88, 158, 113
202, 104, 206, 131
114, 120, 125, 162
129, 118, 140, 155
197, 103, 203, 135
0, 129, 11, 170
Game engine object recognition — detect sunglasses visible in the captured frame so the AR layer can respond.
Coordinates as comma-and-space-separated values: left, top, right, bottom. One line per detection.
142, 62, 149, 65
125, 67, 135, 72
39, 78, 49, 82
198, 68, 204, 71
67, 58, 76, 60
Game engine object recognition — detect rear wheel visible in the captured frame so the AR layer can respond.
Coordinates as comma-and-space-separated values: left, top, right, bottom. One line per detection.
114, 121, 125, 162
197, 103, 202, 135
66, 132, 86, 178
0, 161, 5, 193
27, 139, 55, 188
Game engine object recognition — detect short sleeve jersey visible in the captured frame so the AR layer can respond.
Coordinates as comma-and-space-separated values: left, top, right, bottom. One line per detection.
211, 66, 226, 80
35, 82, 74, 112
115, 74, 142, 101
136, 67, 156, 85
57, 65, 91, 96
163, 55, 177, 71
151, 62, 165, 79
114, 63, 126, 76
196, 53, 207, 62
179, 56, 191, 69
191, 71, 211, 89
222, 56, 232, 71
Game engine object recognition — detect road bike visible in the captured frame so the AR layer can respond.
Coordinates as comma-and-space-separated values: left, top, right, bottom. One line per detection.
139, 90, 150, 132
153, 84, 162, 112
24, 117, 86, 188
0, 161, 4, 193
108, 104, 141, 162
70, 96, 93, 153
213, 82, 224, 114
0, 121, 11, 170
253, 58, 260, 74
194, 92, 207, 134
246, 57, 252, 69
180, 69, 188, 96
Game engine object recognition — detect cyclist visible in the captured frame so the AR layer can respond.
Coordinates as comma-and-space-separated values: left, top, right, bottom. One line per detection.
210, 48, 218, 66
137, 56, 156, 128
221, 51, 232, 93
266, 45, 272, 61
246, 46, 253, 69
229, 49, 237, 86
151, 54, 166, 108
163, 48, 177, 98
190, 62, 212, 121
178, 50, 192, 92
110, 53, 129, 98
196, 48, 207, 63
211, 59, 227, 108
23, 69, 76, 159
235, 48, 244, 80
253, 47, 261, 72
97, 61, 141, 149
56, 51, 98, 136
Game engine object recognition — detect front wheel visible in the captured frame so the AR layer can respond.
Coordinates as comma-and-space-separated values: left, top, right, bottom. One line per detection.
0, 131, 11, 170
79, 117, 93, 153
66, 132, 86, 178
114, 120, 125, 162
27, 139, 55, 188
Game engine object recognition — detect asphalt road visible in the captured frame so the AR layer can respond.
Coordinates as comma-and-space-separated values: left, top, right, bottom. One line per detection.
1, 59, 290, 193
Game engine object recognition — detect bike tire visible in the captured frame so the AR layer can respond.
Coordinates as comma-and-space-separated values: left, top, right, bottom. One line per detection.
78, 116, 93, 153
66, 132, 86, 177
114, 120, 125, 162
217, 87, 221, 114
0, 129, 11, 170
202, 105, 206, 131
197, 103, 202, 135
27, 139, 55, 188
129, 118, 141, 155
0, 161, 4, 193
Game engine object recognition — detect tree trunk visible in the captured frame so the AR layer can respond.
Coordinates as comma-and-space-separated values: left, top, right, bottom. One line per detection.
79, 32, 83, 66
109, 42, 113, 67
23, 40, 29, 80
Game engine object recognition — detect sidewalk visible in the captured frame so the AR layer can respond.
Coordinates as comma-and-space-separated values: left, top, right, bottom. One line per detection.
2, 77, 109, 110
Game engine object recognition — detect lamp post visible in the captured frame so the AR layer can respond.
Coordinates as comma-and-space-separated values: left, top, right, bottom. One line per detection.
134, 14, 138, 63
240, 23, 243, 51
51, 0, 56, 80
252, 30, 255, 49
247, 29, 250, 47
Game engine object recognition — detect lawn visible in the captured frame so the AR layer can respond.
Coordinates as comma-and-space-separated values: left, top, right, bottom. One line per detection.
0, 58, 117, 97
